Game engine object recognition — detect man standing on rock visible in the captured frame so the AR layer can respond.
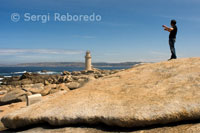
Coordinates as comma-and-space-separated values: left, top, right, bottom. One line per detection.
163, 20, 178, 60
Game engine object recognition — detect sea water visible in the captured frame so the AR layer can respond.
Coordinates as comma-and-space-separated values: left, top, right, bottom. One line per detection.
0, 66, 129, 77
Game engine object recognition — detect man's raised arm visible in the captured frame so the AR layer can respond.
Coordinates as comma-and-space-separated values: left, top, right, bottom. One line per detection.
162, 25, 174, 32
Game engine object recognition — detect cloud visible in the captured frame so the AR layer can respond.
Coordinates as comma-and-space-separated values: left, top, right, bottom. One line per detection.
0, 49, 84, 56
0, 49, 85, 64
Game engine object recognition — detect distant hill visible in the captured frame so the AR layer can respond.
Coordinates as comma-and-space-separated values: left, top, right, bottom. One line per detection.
10, 62, 142, 67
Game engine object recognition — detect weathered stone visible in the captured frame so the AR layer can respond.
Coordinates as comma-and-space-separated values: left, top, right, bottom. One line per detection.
62, 71, 71, 75
20, 72, 32, 80
0, 90, 7, 95
26, 94, 42, 106
1, 76, 20, 85
94, 74, 104, 78
71, 75, 87, 81
49, 88, 59, 94
47, 78, 54, 84
40, 87, 51, 96
71, 76, 80, 81
88, 76, 96, 81
94, 75, 99, 79
109, 70, 120, 74
65, 75, 73, 83
44, 80, 49, 85
56, 83, 69, 91
40, 84, 57, 96
71, 71, 81, 76
2, 81, 20, 86
80, 70, 87, 74
87, 70, 95, 74
22, 83, 44, 94
46, 84, 57, 89
0, 85, 10, 91
77, 78, 87, 83
51, 75, 61, 84
21, 79, 33, 85
8, 76, 21, 81
58, 76, 67, 83
0, 89, 28, 105
66, 82, 80, 90
49, 83, 69, 94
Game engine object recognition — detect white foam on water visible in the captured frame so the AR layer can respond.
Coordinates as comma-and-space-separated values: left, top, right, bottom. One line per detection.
37, 71, 59, 75
4, 76, 12, 78
13, 71, 27, 74
0, 78, 3, 80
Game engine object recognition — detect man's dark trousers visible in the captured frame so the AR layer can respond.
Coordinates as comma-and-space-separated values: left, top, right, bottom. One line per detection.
169, 38, 177, 59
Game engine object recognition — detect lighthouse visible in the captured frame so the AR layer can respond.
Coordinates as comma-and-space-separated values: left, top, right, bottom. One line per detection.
85, 51, 92, 71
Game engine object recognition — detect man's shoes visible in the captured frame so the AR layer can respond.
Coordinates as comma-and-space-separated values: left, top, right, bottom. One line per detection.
168, 57, 177, 61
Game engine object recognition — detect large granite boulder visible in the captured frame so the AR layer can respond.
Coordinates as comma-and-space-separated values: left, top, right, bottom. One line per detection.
40, 84, 70, 96
66, 82, 80, 90
62, 71, 71, 75
20, 72, 32, 80
22, 83, 44, 94
1, 58, 200, 130
1, 76, 20, 85
49, 83, 70, 94
40, 84, 57, 96
0, 89, 30, 105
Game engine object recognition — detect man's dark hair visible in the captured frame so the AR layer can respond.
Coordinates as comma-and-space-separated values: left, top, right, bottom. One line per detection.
171, 19, 177, 25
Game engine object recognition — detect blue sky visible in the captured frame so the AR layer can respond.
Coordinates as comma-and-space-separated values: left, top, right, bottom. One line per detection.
0, 0, 200, 64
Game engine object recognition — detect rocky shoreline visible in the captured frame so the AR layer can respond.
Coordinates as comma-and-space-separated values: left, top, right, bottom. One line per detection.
1, 58, 200, 132
0, 68, 123, 106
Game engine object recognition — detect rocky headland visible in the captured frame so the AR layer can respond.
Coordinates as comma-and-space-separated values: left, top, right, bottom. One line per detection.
0, 57, 200, 132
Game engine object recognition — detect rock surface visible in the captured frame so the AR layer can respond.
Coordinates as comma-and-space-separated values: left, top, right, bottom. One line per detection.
1, 58, 200, 131
0, 89, 30, 105
66, 82, 80, 90
22, 83, 44, 94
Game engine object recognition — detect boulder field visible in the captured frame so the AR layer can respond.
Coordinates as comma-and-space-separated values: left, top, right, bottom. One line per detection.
1, 57, 200, 132
0, 69, 121, 105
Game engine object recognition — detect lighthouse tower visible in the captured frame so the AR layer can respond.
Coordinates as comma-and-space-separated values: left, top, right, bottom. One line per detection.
85, 51, 92, 71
